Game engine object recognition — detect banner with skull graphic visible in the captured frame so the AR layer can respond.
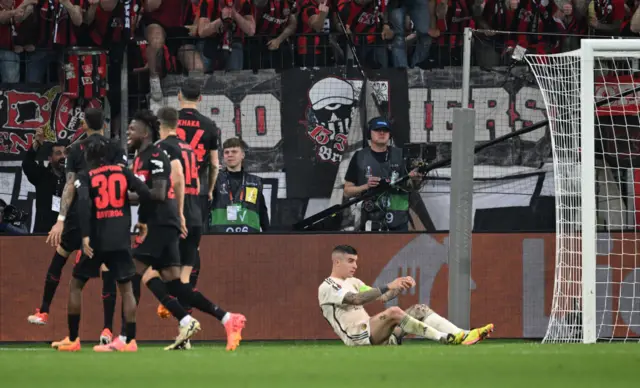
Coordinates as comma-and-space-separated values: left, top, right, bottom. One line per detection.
281, 67, 409, 199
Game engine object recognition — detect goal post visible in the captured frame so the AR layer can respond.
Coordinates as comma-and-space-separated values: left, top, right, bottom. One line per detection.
526, 39, 640, 344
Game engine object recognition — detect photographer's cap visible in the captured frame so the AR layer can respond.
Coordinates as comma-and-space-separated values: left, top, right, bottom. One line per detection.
368, 117, 391, 132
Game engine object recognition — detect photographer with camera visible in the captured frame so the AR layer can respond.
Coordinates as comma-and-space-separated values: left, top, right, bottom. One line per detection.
0, 199, 29, 235
21, 128, 67, 233
343, 117, 422, 232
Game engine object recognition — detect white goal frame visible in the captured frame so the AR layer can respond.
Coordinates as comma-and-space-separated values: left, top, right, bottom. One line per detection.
580, 39, 640, 343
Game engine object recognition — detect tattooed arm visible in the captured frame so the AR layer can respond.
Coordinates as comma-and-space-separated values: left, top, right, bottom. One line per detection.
59, 172, 77, 218
378, 288, 402, 303
342, 288, 386, 306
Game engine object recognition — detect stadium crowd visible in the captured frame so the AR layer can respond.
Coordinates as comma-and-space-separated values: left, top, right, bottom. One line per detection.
2, 0, 640, 87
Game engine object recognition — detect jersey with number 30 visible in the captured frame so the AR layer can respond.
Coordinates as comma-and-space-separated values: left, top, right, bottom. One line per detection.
318, 277, 372, 345
76, 165, 150, 252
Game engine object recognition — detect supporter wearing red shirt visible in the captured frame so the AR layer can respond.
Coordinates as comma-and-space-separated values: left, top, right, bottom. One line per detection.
296, 0, 334, 67
589, 0, 625, 35
144, 0, 204, 101
85, 0, 139, 133
475, 0, 554, 66
197, 0, 255, 71
430, 0, 472, 66
248, 0, 297, 71
0, 0, 36, 83
551, 1, 586, 52
337, 0, 392, 69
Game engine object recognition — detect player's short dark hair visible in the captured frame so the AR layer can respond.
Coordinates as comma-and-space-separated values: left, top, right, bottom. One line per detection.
333, 245, 358, 256
84, 108, 105, 131
133, 109, 159, 142
157, 106, 179, 129
223, 137, 246, 150
85, 137, 109, 168
180, 78, 202, 101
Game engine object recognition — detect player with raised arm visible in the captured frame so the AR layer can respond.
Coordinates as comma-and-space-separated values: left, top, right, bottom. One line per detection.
53, 138, 155, 352
174, 78, 220, 298
119, 109, 245, 352
318, 245, 494, 346
28, 108, 124, 346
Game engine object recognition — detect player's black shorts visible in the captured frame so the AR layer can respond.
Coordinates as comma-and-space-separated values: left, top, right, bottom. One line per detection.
72, 250, 135, 283
132, 225, 181, 270
179, 227, 202, 267
59, 216, 82, 253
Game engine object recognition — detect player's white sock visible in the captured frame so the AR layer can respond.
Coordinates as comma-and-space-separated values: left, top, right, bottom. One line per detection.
424, 312, 465, 335
119, 335, 127, 343
399, 315, 447, 341
179, 315, 194, 327
221, 312, 231, 325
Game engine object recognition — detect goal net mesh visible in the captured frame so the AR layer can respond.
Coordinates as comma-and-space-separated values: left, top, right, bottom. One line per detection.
526, 50, 640, 343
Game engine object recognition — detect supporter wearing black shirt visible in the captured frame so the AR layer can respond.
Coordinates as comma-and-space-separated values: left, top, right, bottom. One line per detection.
28, 108, 125, 329
126, 109, 246, 352
55, 139, 150, 352
21, 128, 67, 233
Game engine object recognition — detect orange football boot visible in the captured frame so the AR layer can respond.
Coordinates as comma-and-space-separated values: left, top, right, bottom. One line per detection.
224, 313, 246, 351
157, 304, 171, 319
51, 336, 71, 349
57, 338, 81, 352
27, 309, 48, 325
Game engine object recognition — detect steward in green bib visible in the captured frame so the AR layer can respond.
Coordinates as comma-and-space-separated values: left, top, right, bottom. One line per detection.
209, 138, 269, 233
343, 117, 422, 231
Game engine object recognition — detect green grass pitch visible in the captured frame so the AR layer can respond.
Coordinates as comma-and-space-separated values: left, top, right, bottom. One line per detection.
1, 340, 638, 387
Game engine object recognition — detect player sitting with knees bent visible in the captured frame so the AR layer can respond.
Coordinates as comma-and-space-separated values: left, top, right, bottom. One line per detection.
318, 245, 494, 346
53, 138, 155, 352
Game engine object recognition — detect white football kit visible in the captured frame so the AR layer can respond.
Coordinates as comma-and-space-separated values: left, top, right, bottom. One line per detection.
318, 276, 372, 346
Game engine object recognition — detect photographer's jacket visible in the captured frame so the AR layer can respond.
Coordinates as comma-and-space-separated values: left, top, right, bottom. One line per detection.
21, 145, 65, 233
210, 169, 269, 233
346, 147, 409, 231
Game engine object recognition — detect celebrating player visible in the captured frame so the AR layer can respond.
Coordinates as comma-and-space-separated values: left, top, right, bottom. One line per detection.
318, 245, 494, 346
124, 109, 246, 351
174, 78, 220, 294
53, 138, 154, 352
28, 108, 124, 346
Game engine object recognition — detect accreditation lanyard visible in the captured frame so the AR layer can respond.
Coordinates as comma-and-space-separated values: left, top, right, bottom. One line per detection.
228, 174, 245, 204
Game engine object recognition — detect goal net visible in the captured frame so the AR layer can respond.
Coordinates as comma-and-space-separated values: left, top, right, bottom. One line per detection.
525, 40, 640, 343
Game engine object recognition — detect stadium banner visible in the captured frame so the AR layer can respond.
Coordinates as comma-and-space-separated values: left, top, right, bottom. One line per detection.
0, 84, 103, 232
3, 70, 638, 232
1, 232, 638, 342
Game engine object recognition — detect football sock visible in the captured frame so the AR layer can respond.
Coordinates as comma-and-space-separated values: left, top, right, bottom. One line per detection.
399, 315, 447, 341
146, 277, 188, 320
191, 255, 200, 288
120, 274, 141, 337
68, 314, 80, 342
40, 252, 68, 313
166, 279, 227, 321
125, 322, 136, 343
101, 271, 116, 331
424, 312, 465, 335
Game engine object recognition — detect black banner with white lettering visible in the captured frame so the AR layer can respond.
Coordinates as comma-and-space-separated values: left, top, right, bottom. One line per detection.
281, 68, 409, 198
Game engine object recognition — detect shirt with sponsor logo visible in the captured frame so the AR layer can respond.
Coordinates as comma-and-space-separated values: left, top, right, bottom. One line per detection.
177, 108, 219, 196
318, 276, 371, 345
76, 164, 150, 251
132, 143, 180, 230
157, 135, 202, 228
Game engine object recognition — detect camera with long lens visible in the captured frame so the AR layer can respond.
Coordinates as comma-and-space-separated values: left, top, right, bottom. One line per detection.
0, 198, 29, 230
403, 143, 436, 173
